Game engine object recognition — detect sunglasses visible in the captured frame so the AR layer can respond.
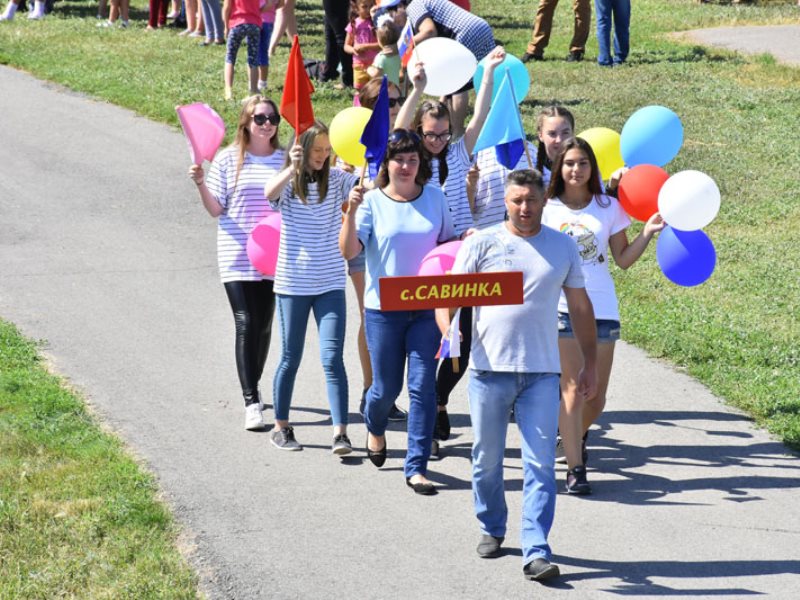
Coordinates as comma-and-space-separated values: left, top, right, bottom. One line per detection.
388, 129, 421, 144
387, 96, 406, 108
421, 131, 452, 143
253, 113, 281, 126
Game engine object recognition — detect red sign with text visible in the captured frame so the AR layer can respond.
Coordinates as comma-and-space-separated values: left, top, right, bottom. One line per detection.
379, 272, 524, 311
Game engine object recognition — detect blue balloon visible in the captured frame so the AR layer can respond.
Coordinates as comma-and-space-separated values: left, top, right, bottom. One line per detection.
473, 53, 530, 105
620, 105, 683, 167
656, 226, 716, 287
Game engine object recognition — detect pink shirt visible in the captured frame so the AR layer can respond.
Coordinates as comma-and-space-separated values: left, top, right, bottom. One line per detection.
228, 0, 261, 29
260, 0, 276, 24
346, 17, 379, 66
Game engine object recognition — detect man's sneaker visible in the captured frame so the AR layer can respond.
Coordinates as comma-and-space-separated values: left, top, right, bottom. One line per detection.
388, 403, 407, 421
521, 51, 544, 63
244, 403, 265, 431
555, 435, 567, 464
566, 51, 584, 62
565, 465, 591, 495
271, 426, 302, 451
523, 558, 560, 581
332, 433, 353, 456
476, 534, 504, 558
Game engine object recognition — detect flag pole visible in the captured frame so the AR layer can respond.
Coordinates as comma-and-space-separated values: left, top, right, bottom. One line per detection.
506, 72, 534, 169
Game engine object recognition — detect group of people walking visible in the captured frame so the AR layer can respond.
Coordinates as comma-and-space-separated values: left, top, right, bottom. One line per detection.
186, 0, 659, 583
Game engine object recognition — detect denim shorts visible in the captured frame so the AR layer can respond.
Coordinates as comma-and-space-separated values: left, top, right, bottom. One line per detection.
558, 312, 620, 343
347, 249, 366, 275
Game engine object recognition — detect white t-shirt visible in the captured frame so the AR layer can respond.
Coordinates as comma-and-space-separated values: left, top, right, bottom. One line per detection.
356, 184, 456, 310
205, 147, 286, 283
430, 137, 474, 237
271, 168, 358, 295
472, 141, 543, 230
452, 223, 584, 373
541, 195, 631, 320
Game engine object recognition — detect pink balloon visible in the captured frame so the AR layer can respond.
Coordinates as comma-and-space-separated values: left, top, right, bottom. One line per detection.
176, 102, 226, 164
246, 212, 282, 276
417, 241, 462, 276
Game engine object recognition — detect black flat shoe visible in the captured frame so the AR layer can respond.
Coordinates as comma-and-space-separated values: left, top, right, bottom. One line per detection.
366, 433, 386, 468
406, 477, 437, 495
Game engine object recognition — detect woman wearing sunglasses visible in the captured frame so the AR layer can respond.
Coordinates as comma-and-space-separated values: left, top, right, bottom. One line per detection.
188, 95, 284, 431
395, 46, 504, 454
339, 129, 455, 495
264, 121, 359, 455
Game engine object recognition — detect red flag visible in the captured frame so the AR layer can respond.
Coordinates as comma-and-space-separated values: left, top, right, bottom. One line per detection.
280, 35, 315, 137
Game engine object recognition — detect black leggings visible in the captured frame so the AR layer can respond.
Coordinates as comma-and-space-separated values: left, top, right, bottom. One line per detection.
436, 306, 473, 407
224, 280, 276, 406
322, 0, 353, 86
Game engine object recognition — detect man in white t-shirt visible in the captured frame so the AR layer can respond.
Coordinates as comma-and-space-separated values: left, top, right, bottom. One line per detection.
441, 169, 597, 581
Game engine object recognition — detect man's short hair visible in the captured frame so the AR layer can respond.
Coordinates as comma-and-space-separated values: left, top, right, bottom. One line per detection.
505, 169, 545, 194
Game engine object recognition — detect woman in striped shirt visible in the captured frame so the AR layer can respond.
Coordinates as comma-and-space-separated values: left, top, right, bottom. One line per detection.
188, 95, 285, 432
264, 121, 359, 455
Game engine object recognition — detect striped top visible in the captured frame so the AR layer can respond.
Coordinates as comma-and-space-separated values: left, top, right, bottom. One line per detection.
473, 142, 549, 230
271, 168, 359, 295
430, 137, 474, 236
205, 146, 285, 283
406, 0, 495, 61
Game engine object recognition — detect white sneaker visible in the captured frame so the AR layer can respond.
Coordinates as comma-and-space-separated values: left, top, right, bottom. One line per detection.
97, 20, 113, 27
244, 403, 265, 431
28, 11, 44, 20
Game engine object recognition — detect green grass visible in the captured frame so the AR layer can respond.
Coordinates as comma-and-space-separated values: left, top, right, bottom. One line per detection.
0, 320, 198, 598
0, 0, 796, 476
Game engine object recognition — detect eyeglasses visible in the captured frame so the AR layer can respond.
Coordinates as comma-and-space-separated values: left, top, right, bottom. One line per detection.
253, 113, 281, 126
388, 129, 421, 144
387, 97, 406, 108
421, 131, 452, 143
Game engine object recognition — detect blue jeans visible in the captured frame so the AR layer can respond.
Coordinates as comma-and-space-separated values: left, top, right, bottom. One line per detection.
364, 309, 440, 478
273, 290, 348, 425
199, 0, 223, 42
595, 0, 630, 65
468, 370, 560, 563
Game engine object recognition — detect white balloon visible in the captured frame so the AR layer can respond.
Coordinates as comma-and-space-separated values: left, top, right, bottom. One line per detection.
408, 37, 478, 97
658, 170, 721, 231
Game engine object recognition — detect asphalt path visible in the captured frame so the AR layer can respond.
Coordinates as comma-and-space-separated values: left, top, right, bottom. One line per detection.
1, 65, 799, 599
678, 24, 800, 67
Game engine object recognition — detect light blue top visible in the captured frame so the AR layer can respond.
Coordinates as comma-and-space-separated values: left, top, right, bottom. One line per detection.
356, 184, 456, 310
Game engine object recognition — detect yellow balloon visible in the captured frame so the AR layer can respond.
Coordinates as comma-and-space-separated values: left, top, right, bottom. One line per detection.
577, 127, 624, 182
329, 106, 372, 167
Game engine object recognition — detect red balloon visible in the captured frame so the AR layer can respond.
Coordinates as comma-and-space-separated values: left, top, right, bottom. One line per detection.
618, 164, 669, 222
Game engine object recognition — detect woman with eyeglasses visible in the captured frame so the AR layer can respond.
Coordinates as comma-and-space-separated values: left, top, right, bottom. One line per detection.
263, 121, 359, 455
395, 46, 504, 453
188, 95, 284, 432
339, 129, 455, 495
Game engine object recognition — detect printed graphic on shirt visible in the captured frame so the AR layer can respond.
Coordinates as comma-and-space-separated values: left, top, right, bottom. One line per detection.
556, 221, 604, 265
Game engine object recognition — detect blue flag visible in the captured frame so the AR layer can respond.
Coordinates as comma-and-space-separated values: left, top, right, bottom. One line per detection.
473, 72, 526, 170
360, 76, 390, 179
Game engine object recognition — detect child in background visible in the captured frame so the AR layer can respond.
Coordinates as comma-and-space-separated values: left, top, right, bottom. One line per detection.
344, 0, 380, 90
257, 0, 281, 92
223, 0, 262, 100
367, 19, 401, 86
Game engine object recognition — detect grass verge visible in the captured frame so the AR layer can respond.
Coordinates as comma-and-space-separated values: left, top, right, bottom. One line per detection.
0, 0, 797, 459
0, 319, 198, 598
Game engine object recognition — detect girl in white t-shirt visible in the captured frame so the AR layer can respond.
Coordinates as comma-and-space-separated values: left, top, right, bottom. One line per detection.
264, 121, 358, 456
542, 137, 664, 495
188, 95, 285, 433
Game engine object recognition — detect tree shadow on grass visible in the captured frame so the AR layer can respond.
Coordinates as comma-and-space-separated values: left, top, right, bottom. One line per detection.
631, 45, 743, 65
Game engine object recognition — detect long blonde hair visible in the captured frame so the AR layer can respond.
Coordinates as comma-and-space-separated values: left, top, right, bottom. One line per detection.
233, 95, 282, 190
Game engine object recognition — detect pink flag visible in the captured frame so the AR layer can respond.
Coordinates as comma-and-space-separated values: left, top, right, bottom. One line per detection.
175, 103, 226, 164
